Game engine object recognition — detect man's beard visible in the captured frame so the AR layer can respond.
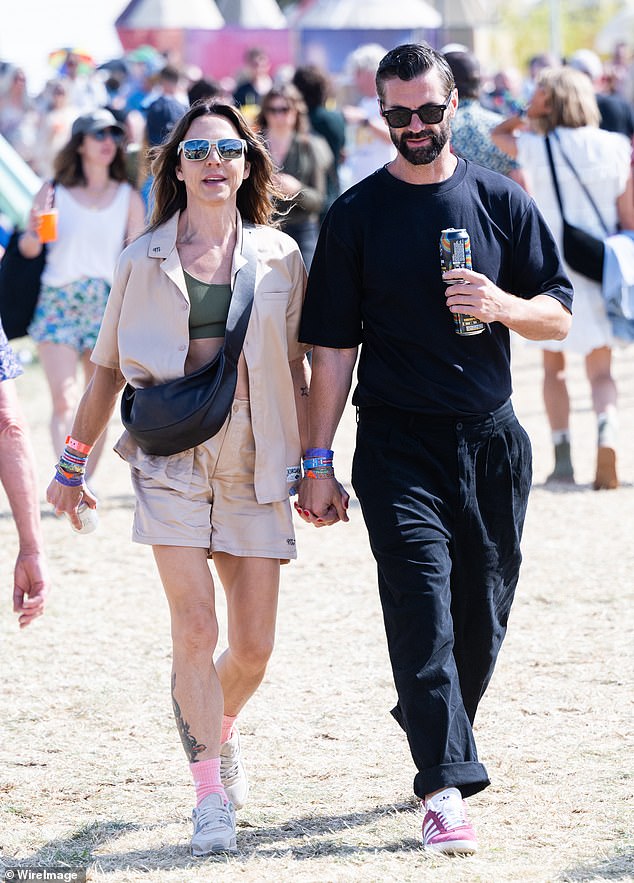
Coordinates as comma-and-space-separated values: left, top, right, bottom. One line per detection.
391, 120, 451, 165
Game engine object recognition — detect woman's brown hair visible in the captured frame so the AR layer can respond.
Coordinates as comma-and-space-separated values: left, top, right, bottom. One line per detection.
147, 101, 283, 230
52, 133, 128, 187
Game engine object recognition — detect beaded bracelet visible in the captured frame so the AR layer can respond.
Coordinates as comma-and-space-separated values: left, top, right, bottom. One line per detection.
59, 452, 87, 473
65, 435, 93, 456
304, 465, 335, 480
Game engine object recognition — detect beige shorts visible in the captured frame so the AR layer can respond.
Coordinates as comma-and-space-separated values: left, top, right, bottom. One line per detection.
129, 399, 297, 561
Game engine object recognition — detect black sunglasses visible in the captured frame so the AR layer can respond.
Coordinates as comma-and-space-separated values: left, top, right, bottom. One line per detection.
178, 138, 247, 161
380, 93, 453, 128
91, 127, 124, 144
265, 105, 292, 115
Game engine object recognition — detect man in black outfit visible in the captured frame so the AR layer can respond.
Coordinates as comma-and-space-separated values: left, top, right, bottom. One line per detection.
296, 43, 573, 855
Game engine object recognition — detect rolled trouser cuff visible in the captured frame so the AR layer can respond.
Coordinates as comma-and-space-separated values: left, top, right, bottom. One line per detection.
414, 762, 490, 800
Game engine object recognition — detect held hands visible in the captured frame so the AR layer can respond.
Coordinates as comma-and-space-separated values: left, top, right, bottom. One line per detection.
295, 475, 350, 527
443, 268, 514, 326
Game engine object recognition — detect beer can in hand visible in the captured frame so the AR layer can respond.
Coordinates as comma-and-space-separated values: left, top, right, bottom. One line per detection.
439, 228, 485, 336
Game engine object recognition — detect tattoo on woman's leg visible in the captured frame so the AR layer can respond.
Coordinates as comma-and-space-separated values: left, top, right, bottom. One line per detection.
171, 672, 207, 762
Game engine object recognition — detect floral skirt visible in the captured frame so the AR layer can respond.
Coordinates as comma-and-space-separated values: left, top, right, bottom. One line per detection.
28, 277, 110, 352
0, 322, 22, 381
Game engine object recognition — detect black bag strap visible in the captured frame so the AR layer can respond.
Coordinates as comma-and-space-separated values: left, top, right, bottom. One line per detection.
222, 222, 257, 366
545, 133, 609, 236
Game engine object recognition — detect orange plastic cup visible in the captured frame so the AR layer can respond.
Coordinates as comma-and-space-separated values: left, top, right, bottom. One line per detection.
37, 208, 58, 243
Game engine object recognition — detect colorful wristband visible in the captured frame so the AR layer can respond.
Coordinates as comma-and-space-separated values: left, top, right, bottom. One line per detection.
305, 448, 334, 459
65, 435, 93, 456
54, 468, 84, 487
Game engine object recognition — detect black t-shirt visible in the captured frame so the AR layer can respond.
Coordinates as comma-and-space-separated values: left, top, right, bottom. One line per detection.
300, 159, 573, 416
597, 93, 634, 139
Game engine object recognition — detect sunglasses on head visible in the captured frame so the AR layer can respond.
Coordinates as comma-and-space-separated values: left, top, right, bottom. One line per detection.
178, 138, 247, 161
266, 104, 292, 115
91, 127, 123, 144
380, 92, 453, 128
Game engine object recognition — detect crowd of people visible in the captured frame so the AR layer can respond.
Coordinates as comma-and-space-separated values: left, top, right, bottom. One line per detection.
1, 34, 633, 861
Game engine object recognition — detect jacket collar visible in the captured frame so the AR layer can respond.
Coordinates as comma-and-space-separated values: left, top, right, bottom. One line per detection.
147, 211, 248, 291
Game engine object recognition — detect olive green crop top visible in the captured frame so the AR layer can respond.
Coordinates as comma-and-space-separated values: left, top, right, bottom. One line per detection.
184, 271, 232, 339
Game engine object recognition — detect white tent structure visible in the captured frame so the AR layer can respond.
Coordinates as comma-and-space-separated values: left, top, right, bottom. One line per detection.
293, 0, 441, 30
216, 0, 287, 28
116, 0, 225, 30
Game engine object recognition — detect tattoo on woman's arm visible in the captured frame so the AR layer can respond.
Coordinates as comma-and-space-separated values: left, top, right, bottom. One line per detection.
300, 385, 309, 397
171, 672, 207, 762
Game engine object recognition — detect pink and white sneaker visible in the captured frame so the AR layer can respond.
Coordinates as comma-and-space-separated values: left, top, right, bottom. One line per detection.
422, 787, 478, 855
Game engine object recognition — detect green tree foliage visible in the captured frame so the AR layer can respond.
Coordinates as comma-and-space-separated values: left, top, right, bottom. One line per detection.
497, 0, 622, 68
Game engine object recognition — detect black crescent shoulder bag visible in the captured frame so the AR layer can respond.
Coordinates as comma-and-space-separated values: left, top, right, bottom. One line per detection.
544, 133, 608, 283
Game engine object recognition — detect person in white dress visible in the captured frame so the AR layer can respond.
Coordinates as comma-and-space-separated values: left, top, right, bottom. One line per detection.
492, 66, 634, 489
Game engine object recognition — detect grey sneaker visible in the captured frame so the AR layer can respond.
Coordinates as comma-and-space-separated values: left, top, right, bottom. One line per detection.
220, 727, 249, 810
191, 793, 237, 856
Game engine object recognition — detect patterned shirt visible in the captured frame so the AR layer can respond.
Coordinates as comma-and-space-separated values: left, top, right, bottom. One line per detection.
0, 319, 22, 382
451, 99, 520, 176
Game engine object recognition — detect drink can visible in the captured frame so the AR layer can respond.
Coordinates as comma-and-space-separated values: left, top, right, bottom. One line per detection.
439, 227, 485, 336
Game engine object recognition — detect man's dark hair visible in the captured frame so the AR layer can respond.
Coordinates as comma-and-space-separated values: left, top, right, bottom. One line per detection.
292, 65, 329, 109
188, 77, 224, 106
444, 51, 481, 100
159, 64, 181, 85
376, 43, 455, 101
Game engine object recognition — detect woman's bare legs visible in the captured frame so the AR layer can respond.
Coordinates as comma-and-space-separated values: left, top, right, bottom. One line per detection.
212, 553, 280, 810
585, 346, 618, 489
213, 553, 280, 716
542, 349, 574, 482
37, 343, 107, 482
153, 545, 223, 761
37, 341, 79, 458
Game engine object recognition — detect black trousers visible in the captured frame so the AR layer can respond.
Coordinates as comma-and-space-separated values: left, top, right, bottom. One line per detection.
351, 400, 532, 799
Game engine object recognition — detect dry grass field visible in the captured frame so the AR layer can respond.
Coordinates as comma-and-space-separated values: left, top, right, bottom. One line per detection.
1, 339, 633, 883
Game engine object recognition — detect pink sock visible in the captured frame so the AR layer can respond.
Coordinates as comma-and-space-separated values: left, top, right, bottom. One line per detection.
221, 714, 237, 744
190, 758, 227, 806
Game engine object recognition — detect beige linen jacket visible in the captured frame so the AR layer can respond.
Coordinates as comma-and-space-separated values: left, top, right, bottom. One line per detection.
92, 212, 308, 504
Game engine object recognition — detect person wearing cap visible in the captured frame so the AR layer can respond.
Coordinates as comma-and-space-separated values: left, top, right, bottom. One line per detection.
18, 108, 145, 483
443, 50, 527, 188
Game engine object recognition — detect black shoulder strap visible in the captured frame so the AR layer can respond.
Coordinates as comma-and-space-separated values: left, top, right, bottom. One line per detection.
222, 222, 257, 366
545, 133, 609, 235
544, 134, 565, 218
